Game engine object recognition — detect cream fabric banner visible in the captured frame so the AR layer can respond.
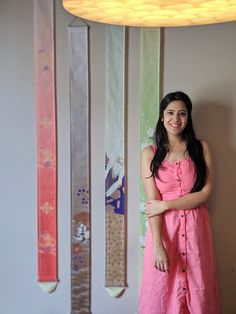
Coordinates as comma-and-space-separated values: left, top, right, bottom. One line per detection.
139, 28, 162, 279
68, 25, 91, 313
105, 25, 127, 297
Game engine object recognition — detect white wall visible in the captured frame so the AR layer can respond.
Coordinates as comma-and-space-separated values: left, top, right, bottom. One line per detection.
0, 0, 236, 313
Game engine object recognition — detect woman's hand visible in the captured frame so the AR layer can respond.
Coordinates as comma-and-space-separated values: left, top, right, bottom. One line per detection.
145, 200, 168, 217
153, 244, 169, 272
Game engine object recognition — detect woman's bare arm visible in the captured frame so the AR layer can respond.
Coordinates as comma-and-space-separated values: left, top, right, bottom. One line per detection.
145, 141, 214, 216
141, 145, 169, 272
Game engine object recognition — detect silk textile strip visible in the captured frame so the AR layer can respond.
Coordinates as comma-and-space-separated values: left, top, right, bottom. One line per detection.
139, 28, 162, 280
105, 25, 127, 297
34, 0, 58, 292
68, 25, 91, 313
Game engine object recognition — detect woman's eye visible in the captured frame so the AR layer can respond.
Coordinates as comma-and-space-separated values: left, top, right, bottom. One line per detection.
180, 112, 186, 116
167, 111, 174, 115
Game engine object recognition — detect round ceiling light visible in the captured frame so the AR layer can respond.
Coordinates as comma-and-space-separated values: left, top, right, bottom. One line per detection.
62, 0, 236, 27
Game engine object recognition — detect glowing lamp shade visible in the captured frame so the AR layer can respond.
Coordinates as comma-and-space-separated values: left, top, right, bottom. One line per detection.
62, 0, 236, 27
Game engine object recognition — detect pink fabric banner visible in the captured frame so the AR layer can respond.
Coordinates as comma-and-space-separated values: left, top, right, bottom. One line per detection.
34, 0, 58, 287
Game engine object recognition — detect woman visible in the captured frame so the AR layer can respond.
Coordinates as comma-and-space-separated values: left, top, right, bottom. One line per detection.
139, 91, 220, 314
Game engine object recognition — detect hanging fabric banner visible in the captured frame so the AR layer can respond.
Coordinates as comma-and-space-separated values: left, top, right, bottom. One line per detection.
68, 23, 91, 314
105, 25, 127, 297
34, 0, 58, 293
139, 28, 162, 281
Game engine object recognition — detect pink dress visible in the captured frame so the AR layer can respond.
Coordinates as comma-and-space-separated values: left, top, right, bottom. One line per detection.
139, 149, 220, 314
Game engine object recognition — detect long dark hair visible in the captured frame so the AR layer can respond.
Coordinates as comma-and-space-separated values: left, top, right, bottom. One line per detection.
150, 91, 207, 193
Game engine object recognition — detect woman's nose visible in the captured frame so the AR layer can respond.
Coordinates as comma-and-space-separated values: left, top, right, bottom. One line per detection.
174, 114, 179, 121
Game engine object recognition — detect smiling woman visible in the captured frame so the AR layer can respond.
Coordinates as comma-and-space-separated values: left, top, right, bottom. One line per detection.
139, 91, 220, 314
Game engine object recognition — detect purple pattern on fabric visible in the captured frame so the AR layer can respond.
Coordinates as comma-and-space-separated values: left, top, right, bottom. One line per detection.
106, 177, 125, 215
77, 188, 89, 205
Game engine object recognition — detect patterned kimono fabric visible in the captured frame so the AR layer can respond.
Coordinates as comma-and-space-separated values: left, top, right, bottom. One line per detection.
34, 0, 58, 293
105, 25, 127, 297
68, 24, 91, 313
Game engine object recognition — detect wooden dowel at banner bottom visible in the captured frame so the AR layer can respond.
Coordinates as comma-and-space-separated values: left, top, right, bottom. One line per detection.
39, 282, 58, 293
105, 287, 126, 298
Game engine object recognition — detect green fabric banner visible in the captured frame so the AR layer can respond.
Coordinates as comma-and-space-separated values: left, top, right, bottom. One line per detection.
139, 28, 162, 280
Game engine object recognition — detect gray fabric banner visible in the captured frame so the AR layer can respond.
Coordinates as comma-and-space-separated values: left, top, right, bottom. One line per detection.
68, 25, 91, 314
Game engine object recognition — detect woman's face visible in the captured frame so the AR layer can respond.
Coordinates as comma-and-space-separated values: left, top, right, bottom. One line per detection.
162, 100, 188, 137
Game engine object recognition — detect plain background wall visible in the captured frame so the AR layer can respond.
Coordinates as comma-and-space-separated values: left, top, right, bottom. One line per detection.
0, 0, 235, 313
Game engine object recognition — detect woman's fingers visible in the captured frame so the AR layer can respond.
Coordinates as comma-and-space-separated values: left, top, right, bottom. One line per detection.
155, 260, 169, 272
153, 246, 169, 272
146, 213, 156, 218
146, 211, 160, 218
164, 260, 169, 273
156, 262, 165, 272
145, 206, 157, 215
159, 262, 165, 272
145, 204, 161, 216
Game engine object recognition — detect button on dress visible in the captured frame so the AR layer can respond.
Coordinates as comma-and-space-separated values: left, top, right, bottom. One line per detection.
139, 148, 220, 314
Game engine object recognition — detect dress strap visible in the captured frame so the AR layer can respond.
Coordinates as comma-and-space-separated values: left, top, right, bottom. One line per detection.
150, 144, 157, 153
